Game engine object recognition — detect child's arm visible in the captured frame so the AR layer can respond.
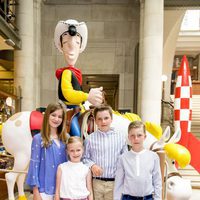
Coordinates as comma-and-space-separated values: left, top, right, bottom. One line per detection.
26, 135, 42, 189
83, 138, 103, 177
54, 165, 62, 200
82, 139, 95, 168
152, 154, 162, 200
113, 156, 124, 200
86, 169, 93, 200
33, 186, 42, 200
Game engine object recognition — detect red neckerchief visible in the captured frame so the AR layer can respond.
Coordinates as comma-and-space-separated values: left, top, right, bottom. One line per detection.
55, 65, 82, 85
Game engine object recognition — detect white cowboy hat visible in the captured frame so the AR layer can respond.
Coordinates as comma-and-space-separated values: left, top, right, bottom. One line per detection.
54, 19, 88, 53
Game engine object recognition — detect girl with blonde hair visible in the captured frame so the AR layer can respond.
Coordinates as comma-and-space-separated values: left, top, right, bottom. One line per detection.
55, 136, 93, 200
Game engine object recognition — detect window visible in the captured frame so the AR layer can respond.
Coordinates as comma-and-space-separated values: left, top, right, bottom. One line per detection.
181, 10, 200, 31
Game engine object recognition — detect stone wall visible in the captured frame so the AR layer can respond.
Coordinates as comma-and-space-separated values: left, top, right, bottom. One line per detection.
40, 2, 140, 111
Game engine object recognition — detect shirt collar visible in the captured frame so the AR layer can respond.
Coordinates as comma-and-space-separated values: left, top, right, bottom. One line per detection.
130, 148, 146, 155
97, 127, 116, 135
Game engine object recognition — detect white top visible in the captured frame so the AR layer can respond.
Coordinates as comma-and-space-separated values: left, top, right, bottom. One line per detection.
59, 161, 90, 199
114, 149, 162, 200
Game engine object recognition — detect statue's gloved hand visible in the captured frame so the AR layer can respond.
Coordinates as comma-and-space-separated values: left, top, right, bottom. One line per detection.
88, 87, 103, 106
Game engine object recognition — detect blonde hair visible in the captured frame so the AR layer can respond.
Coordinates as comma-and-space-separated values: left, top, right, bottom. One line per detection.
41, 102, 67, 147
128, 120, 146, 134
67, 136, 83, 146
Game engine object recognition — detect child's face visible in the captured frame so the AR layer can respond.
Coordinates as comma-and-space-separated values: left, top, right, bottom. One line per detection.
67, 141, 83, 163
95, 110, 112, 132
61, 33, 81, 65
128, 127, 146, 150
49, 109, 63, 130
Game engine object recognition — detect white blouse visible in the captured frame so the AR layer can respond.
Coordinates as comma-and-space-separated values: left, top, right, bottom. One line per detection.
59, 161, 90, 199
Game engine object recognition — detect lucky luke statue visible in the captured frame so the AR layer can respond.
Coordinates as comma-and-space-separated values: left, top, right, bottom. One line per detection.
54, 19, 103, 136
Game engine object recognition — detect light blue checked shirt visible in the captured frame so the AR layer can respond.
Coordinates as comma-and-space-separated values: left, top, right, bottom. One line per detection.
83, 128, 128, 178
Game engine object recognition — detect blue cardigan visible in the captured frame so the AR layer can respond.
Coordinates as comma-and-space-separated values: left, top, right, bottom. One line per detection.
26, 133, 67, 195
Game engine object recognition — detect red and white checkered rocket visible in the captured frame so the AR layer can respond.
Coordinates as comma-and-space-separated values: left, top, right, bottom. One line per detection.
174, 55, 192, 146
174, 55, 200, 173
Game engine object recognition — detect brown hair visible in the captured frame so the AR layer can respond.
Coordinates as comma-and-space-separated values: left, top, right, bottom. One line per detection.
128, 120, 146, 134
41, 102, 67, 147
93, 105, 113, 119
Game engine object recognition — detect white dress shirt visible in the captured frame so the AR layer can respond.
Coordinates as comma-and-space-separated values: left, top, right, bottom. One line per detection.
114, 149, 162, 200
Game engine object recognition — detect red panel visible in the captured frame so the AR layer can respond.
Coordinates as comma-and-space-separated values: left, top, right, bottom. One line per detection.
181, 98, 190, 109
174, 110, 180, 120
187, 134, 200, 173
175, 87, 181, 98
30, 111, 43, 131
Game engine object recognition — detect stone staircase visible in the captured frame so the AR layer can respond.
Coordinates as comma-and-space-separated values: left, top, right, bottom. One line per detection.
178, 165, 200, 200
179, 165, 200, 189
191, 95, 200, 139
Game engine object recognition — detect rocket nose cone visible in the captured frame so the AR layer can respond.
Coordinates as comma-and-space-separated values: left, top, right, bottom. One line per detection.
178, 55, 191, 76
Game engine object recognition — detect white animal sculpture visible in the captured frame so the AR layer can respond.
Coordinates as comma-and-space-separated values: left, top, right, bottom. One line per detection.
2, 110, 192, 200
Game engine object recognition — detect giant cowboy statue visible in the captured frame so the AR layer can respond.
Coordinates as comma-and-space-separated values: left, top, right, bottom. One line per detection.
54, 19, 103, 136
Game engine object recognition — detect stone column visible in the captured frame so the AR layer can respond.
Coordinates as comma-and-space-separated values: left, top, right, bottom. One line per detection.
139, 0, 164, 123
137, 0, 144, 115
163, 10, 186, 101
33, 0, 42, 108
14, 0, 35, 111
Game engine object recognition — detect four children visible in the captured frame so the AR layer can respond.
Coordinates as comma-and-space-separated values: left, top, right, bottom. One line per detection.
27, 104, 162, 200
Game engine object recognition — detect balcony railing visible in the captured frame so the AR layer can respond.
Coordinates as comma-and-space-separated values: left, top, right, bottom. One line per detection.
0, 0, 18, 32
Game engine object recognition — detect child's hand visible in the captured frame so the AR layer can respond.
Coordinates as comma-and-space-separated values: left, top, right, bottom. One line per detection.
33, 187, 42, 200
54, 193, 60, 200
91, 164, 103, 176
33, 194, 42, 200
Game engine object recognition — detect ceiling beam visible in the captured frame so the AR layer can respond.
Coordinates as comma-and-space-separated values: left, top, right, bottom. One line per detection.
164, 0, 200, 8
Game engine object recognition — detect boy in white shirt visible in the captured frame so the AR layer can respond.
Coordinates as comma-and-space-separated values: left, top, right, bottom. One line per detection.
114, 121, 162, 200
